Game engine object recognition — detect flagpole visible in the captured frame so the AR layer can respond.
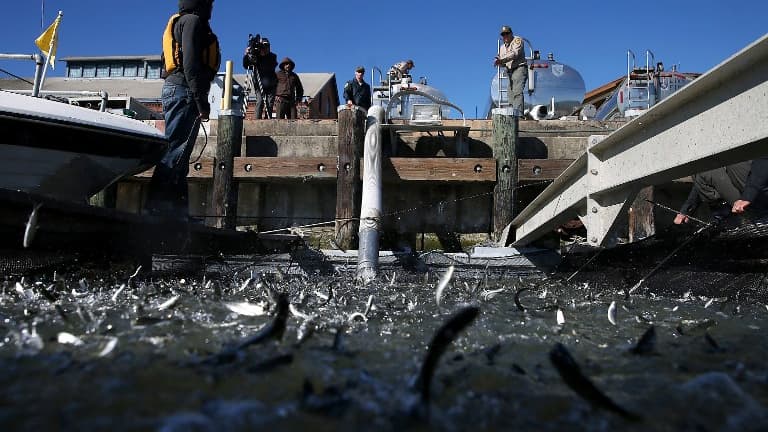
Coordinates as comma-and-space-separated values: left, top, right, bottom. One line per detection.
39, 10, 62, 90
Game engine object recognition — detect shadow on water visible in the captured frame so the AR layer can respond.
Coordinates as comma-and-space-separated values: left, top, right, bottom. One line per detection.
1, 228, 767, 431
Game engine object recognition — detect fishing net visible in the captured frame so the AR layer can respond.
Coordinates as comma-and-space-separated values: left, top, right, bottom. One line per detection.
558, 209, 768, 303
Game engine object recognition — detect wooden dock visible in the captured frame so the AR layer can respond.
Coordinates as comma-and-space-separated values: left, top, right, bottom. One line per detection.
114, 116, 624, 249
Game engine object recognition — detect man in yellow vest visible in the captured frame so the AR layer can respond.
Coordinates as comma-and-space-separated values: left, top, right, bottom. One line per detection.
147, 0, 220, 221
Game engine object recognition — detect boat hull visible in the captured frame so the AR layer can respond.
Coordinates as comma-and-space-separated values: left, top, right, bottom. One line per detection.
0, 91, 167, 202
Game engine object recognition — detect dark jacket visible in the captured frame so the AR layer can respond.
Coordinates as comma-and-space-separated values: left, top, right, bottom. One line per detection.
343, 78, 371, 110
741, 157, 768, 203
165, 0, 216, 115
275, 58, 303, 102
242, 51, 278, 91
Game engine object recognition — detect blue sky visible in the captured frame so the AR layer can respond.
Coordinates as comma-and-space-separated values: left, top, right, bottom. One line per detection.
1, 1, 766, 118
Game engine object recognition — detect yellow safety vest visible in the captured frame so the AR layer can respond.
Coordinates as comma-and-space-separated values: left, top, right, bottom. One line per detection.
161, 13, 221, 76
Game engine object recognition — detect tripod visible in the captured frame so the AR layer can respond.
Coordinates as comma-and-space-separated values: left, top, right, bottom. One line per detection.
248, 57, 273, 119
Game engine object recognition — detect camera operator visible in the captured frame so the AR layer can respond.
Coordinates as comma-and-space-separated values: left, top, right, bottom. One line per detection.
242, 36, 277, 119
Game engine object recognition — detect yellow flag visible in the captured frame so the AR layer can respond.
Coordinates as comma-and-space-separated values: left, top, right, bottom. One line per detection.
35, 14, 62, 69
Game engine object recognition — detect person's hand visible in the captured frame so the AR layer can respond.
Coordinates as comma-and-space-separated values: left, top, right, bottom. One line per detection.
493, 57, 501, 66
346, 100, 354, 108
244, 46, 251, 56
732, 199, 751, 213
673, 213, 689, 225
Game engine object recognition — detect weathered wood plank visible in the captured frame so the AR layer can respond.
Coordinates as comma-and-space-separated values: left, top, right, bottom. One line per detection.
135, 157, 497, 182
382, 158, 496, 182
517, 159, 574, 181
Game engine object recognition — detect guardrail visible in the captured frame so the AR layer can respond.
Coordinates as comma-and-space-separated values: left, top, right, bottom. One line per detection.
513, 33, 768, 247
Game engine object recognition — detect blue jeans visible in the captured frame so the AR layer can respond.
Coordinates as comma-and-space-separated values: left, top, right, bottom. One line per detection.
146, 82, 201, 219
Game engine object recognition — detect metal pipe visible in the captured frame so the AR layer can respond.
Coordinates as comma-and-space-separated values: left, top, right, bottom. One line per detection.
357, 105, 385, 284
99, 90, 108, 112
32, 54, 44, 97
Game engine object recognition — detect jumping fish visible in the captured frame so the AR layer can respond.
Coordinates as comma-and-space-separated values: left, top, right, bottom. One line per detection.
57, 332, 85, 346
514, 287, 530, 312
607, 301, 617, 326
629, 326, 656, 355
435, 265, 455, 309
549, 343, 642, 421
23, 203, 43, 248
414, 306, 480, 406
235, 293, 289, 350
224, 301, 267, 317
157, 295, 180, 311
98, 337, 119, 357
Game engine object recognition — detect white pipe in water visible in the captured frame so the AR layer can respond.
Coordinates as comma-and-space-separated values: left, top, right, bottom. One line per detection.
357, 105, 385, 284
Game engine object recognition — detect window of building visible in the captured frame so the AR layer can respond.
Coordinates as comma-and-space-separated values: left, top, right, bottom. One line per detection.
146, 63, 161, 79
124, 64, 138, 77
96, 64, 110, 77
68, 65, 82, 78
82, 65, 96, 78
109, 63, 123, 77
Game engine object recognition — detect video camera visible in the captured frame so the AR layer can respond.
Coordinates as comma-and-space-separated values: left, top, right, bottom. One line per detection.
248, 34, 269, 52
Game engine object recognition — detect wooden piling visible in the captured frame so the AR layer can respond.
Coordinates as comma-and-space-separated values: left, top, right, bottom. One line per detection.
628, 186, 655, 242
492, 108, 518, 242
335, 106, 365, 249
209, 112, 243, 228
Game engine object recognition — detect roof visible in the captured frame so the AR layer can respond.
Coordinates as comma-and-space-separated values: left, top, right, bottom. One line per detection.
62, 55, 162, 62
1, 72, 338, 101
234, 72, 337, 100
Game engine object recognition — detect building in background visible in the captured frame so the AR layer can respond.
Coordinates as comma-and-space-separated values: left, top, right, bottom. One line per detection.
0, 55, 339, 120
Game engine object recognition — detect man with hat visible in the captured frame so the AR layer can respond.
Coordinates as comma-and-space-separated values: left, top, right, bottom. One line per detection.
494, 25, 527, 114
243, 37, 278, 119
343, 66, 372, 111
275, 57, 303, 119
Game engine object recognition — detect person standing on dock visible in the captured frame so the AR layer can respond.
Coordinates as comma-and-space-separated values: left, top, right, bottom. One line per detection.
494, 25, 527, 115
343, 66, 371, 111
147, 0, 220, 220
275, 57, 304, 119
243, 37, 277, 119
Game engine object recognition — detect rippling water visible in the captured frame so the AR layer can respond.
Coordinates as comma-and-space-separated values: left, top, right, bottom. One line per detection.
1, 259, 767, 431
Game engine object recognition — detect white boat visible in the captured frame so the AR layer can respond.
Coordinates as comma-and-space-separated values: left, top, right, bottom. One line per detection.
0, 90, 167, 202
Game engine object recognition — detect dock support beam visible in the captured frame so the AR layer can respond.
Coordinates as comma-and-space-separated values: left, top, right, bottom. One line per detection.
357, 106, 384, 284
492, 107, 518, 243
335, 106, 366, 249
210, 61, 243, 229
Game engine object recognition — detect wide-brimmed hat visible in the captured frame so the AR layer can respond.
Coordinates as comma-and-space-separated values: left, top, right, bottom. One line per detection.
500, 25, 512, 35
279, 57, 295, 69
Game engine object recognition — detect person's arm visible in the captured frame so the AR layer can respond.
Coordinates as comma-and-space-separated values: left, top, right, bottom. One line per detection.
343, 81, 352, 105
675, 186, 701, 224
180, 16, 211, 119
496, 39, 523, 65
734, 157, 768, 212
294, 74, 304, 104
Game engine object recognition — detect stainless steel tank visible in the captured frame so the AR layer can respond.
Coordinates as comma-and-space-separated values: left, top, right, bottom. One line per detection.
372, 77, 457, 121
490, 53, 586, 118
